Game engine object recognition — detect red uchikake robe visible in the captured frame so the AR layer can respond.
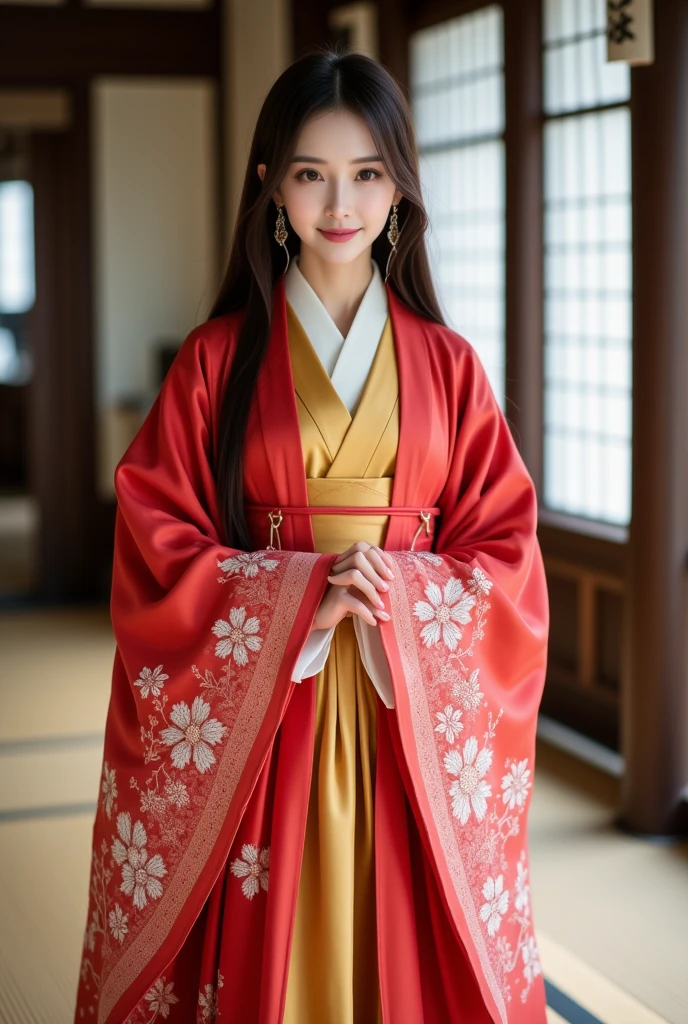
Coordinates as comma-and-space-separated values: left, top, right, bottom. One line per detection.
75, 272, 550, 1023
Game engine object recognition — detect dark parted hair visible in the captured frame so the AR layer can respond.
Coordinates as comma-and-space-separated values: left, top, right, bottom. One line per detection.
207, 44, 446, 549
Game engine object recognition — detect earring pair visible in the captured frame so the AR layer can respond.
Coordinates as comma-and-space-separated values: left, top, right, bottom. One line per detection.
273, 201, 400, 278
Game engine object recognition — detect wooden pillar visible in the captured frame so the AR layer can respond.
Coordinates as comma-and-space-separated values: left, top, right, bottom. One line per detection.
30, 84, 99, 601
503, 0, 544, 490
620, 0, 688, 836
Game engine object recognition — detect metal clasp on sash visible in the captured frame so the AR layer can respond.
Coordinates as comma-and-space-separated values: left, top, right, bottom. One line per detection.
266, 509, 283, 551
410, 510, 432, 551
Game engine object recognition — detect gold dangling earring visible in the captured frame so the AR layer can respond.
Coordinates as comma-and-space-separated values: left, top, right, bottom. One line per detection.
385, 203, 400, 282
274, 203, 290, 273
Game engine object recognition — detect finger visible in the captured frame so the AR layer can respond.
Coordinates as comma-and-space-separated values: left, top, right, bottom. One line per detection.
333, 541, 371, 566
340, 590, 391, 626
332, 551, 389, 593
328, 569, 386, 609
348, 587, 391, 622
365, 546, 395, 581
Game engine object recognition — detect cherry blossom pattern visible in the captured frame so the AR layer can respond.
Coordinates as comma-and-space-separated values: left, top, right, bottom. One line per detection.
434, 705, 464, 744
451, 668, 484, 713
467, 566, 494, 595
229, 843, 270, 900
111, 812, 167, 911
134, 665, 169, 699
108, 903, 129, 943
521, 936, 542, 986
479, 874, 509, 937
160, 696, 227, 774
501, 758, 532, 810
212, 607, 263, 666
413, 577, 476, 651
198, 971, 224, 1021
143, 976, 178, 1020
164, 778, 190, 808
410, 551, 443, 566
443, 735, 493, 824
514, 855, 530, 914
217, 552, 279, 578
101, 761, 118, 819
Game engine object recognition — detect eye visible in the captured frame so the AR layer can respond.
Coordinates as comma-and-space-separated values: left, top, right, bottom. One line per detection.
294, 167, 382, 182
295, 168, 321, 182
356, 168, 382, 182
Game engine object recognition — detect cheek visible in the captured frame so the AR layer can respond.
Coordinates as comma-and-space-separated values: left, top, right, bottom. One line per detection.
282, 187, 321, 227
358, 188, 395, 222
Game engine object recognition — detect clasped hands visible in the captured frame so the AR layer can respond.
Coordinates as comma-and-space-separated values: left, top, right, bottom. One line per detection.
312, 541, 395, 631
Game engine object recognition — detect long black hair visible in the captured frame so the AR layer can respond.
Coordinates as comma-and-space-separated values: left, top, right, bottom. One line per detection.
208, 44, 446, 549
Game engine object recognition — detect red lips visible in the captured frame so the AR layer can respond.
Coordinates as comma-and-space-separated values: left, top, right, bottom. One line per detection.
319, 228, 361, 242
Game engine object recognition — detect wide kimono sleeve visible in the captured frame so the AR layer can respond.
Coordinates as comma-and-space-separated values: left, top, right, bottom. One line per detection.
379, 337, 550, 1022
74, 321, 335, 1023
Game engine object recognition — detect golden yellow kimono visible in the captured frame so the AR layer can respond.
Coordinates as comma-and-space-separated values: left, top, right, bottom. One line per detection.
282, 302, 398, 1024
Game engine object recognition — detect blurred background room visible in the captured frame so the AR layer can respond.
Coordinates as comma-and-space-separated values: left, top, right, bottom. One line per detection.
0, 0, 686, 1021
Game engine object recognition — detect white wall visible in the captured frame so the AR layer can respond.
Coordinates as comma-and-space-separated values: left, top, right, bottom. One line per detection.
91, 77, 218, 496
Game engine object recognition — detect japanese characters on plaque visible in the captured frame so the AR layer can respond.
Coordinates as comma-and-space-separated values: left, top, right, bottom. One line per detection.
607, 0, 654, 66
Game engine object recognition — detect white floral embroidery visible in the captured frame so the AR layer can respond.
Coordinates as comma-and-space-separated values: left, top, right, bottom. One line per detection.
101, 761, 118, 819
144, 977, 178, 1018
405, 561, 543, 1006
230, 843, 270, 900
521, 935, 542, 984
515, 858, 530, 914
160, 696, 227, 773
134, 665, 169, 699
434, 705, 464, 744
451, 668, 484, 713
413, 577, 476, 650
467, 566, 494, 595
139, 788, 167, 815
212, 607, 263, 666
198, 971, 224, 1020
479, 874, 509, 936
164, 779, 190, 808
501, 758, 531, 810
108, 903, 129, 943
444, 736, 493, 824
84, 914, 96, 951
217, 551, 279, 577
411, 551, 443, 566
111, 812, 167, 910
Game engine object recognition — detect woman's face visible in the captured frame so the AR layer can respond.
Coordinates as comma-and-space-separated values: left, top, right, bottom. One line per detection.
257, 108, 402, 269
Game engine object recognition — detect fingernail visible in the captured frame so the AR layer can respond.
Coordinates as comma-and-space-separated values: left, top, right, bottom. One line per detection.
378, 611, 390, 620
386, 569, 395, 579
380, 581, 389, 591
376, 598, 384, 608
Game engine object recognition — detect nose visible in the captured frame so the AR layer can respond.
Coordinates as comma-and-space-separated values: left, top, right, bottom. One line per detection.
325, 180, 352, 220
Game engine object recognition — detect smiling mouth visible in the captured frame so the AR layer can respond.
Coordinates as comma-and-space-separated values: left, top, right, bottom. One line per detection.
319, 228, 361, 235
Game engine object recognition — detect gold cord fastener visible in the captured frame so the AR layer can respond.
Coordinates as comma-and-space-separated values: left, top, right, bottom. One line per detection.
410, 510, 432, 551
266, 509, 283, 551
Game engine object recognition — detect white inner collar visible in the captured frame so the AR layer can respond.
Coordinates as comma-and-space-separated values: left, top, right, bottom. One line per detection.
284, 255, 389, 413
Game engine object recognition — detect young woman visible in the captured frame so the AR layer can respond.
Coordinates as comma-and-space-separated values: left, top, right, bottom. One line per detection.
76, 47, 549, 1024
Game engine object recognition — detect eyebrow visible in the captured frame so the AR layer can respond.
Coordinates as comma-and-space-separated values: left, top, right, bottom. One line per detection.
290, 155, 383, 164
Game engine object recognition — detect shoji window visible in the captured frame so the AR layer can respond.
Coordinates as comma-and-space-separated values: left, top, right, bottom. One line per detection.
542, 0, 632, 525
409, 6, 505, 408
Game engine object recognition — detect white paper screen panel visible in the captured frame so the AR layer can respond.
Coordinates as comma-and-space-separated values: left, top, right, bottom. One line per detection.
543, 0, 632, 526
410, 5, 505, 410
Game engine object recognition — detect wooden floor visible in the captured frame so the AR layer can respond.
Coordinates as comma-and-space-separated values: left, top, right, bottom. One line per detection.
0, 606, 685, 1023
